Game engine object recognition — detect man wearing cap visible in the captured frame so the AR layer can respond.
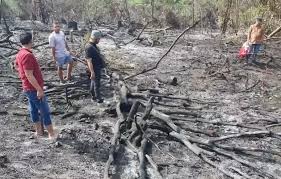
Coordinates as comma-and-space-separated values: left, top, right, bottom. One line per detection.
85, 30, 105, 103
246, 17, 266, 63
49, 21, 73, 84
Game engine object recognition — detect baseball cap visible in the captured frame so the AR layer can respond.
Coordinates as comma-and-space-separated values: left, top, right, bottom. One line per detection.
91, 30, 102, 39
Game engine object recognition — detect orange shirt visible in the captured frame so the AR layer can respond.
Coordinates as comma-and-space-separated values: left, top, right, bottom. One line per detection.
249, 24, 265, 44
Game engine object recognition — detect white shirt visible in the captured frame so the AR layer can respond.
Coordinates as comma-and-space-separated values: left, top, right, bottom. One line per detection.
49, 31, 67, 58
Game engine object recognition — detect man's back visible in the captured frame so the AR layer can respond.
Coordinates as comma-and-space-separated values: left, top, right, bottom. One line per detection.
16, 48, 44, 91
85, 42, 104, 70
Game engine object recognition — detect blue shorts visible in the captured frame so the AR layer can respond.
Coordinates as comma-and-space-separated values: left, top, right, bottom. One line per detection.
56, 54, 73, 68
24, 91, 52, 126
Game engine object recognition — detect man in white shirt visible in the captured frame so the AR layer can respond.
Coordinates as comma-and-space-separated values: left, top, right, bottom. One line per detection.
49, 21, 73, 84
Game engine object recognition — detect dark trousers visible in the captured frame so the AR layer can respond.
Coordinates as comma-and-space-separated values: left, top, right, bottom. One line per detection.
90, 70, 101, 100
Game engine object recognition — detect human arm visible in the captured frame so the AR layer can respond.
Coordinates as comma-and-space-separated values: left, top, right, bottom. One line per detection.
247, 25, 253, 42
51, 47, 56, 62
86, 58, 95, 80
25, 70, 44, 99
49, 35, 56, 62
262, 28, 267, 41
65, 40, 70, 52
85, 46, 95, 80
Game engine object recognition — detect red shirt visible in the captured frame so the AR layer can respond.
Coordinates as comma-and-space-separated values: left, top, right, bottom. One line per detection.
16, 48, 44, 91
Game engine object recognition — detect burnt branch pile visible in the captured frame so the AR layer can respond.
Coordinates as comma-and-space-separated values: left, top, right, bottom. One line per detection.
102, 70, 281, 179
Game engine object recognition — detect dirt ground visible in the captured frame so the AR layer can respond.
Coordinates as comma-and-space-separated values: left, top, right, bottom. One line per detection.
1, 24, 281, 179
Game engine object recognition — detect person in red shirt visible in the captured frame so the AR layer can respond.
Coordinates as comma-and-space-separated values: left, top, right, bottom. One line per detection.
15, 32, 55, 139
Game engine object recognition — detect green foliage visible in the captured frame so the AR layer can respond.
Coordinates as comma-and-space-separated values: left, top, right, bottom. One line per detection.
2, 0, 20, 13
2, 0, 281, 33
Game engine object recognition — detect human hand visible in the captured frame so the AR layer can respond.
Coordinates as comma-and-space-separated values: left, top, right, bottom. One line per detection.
37, 89, 45, 99
90, 73, 95, 80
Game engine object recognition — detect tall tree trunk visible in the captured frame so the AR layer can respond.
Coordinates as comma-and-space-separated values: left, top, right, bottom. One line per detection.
221, 0, 233, 34
0, 0, 2, 24
151, 0, 155, 20
192, 0, 195, 25
32, 0, 48, 24
234, 0, 240, 34
124, 0, 130, 22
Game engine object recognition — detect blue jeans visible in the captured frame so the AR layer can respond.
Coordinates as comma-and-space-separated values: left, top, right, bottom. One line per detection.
24, 91, 52, 126
90, 70, 101, 100
247, 44, 262, 63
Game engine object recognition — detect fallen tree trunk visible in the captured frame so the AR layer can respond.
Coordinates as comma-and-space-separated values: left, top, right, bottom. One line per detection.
268, 25, 281, 38
103, 102, 125, 179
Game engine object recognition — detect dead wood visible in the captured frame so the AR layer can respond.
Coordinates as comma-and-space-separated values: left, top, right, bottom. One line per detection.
209, 147, 278, 179
0, 45, 18, 50
173, 121, 216, 136
266, 123, 281, 129
156, 76, 178, 86
215, 144, 281, 157
118, 80, 129, 104
138, 138, 148, 179
170, 131, 241, 178
150, 108, 182, 133
0, 111, 8, 115
61, 112, 77, 119
169, 131, 202, 156
130, 92, 192, 102
123, 21, 151, 45
33, 41, 49, 49
171, 116, 265, 130
105, 34, 124, 48
124, 19, 202, 80
104, 102, 125, 179
268, 25, 281, 38
200, 155, 242, 179
155, 26, 172, 33
208, 130, 271, 143
229, 167, 251, 179
158, 109, 200, 118
0, 34, 13, 44
240, 80, 261, 92
0, 53, 10, 61
145, 154, 163, 178
127, 101, 141, 126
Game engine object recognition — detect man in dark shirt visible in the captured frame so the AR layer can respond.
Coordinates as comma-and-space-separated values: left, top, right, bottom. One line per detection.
85, 30, 105, 103
15, 32, 55, 139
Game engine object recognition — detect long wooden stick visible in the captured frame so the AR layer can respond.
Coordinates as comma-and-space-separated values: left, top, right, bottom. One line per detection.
124, 19, 202, 80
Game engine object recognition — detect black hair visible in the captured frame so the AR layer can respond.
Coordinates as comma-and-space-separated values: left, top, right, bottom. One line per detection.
256, 17, 263, 22
19, 32, 32, 45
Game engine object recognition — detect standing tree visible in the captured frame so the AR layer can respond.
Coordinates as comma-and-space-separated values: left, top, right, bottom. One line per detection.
221, 0, 233, 34
32, 0, 49, 24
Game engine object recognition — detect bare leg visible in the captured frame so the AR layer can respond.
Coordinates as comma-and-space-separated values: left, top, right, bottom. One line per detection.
45, 124, 55, 139
66, 62, 73, 80
34, 122, 43, 136
57, 67, 64, 82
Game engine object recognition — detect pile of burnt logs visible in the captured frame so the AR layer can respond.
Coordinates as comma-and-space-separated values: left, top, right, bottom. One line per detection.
103, 73, 281, 179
